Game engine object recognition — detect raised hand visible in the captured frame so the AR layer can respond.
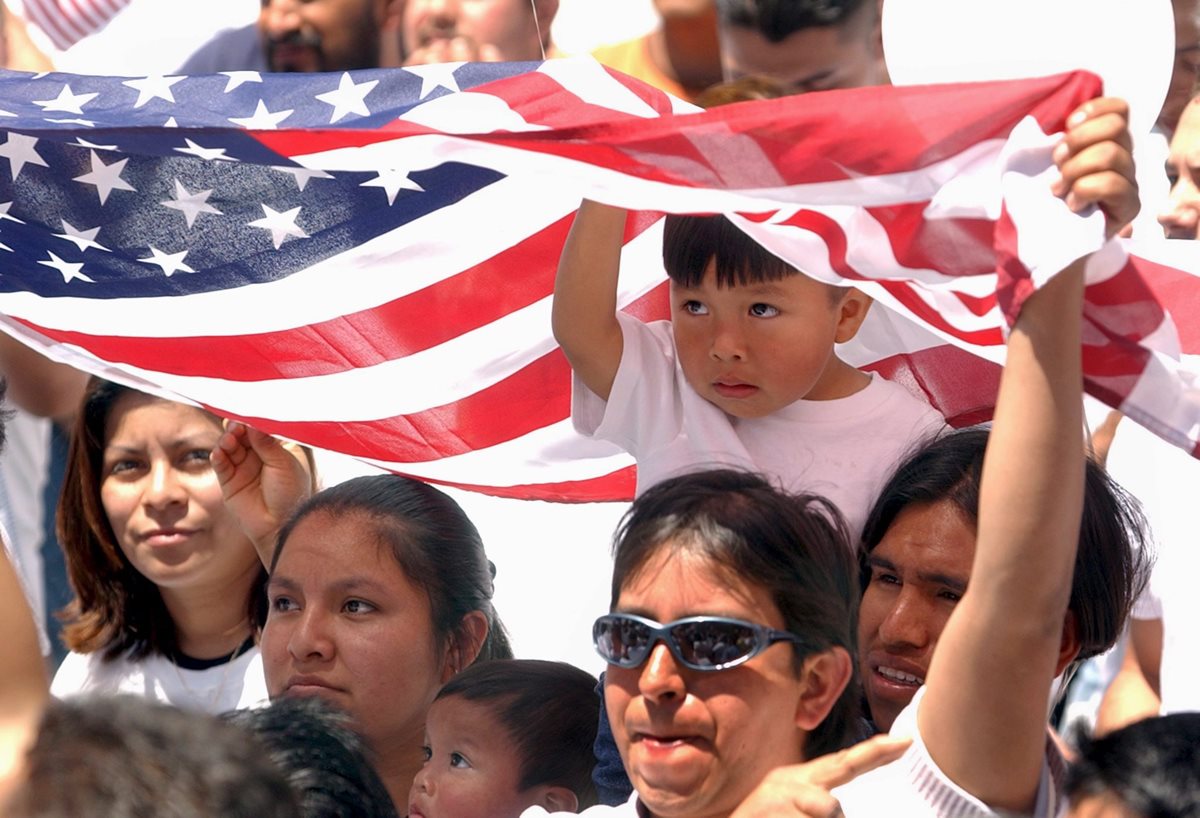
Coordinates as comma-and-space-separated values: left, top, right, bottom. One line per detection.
1051, 97, 1138, 238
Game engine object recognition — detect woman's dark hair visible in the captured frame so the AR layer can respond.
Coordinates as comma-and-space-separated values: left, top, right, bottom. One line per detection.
435, 659, 600, 809
58, 378, 267, 660
610, 468, 860, 758
269, 474, 512, 666
226, 696, 398, 818
860, 427, 1152, 660
1067, 713, 1200, 818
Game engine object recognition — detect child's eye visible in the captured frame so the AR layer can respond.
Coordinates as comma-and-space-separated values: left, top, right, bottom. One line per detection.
748, 303, 779, 318
450, 752, 471, 769
681, 300, 708, 315
343, 599, 376, 614
421, 745, 432, 763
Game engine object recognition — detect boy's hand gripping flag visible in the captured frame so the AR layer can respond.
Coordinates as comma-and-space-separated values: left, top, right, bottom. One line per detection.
0, 59, 1195, 500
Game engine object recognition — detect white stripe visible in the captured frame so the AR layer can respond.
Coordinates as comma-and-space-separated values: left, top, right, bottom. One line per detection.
361, 419, 634, 486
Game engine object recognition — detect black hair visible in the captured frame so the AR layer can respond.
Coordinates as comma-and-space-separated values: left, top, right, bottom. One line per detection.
1067, 713, 1200, 817
270, 474, 513, 666
610, 468, 860, 758
8, 695, 300, 818
860, 427, 1152, 661
226, 696, 398, 818
716, 0, 873, 42
434, 659, 600, 809
663, 213, 797, 289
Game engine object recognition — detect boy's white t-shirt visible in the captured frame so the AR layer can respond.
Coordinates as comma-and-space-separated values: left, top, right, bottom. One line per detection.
572, 314, 947, 540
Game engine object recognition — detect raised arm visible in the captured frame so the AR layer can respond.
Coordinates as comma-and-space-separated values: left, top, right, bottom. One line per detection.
918, 98, 1137, 812
0, 545, 48, 806
212, 421, 314, 567
552, 199, 627, 401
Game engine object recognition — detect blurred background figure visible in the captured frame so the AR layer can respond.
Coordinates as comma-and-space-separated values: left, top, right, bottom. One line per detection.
591, 0, 720, 103
400, 0, 558, 64
715, 0, 886, 93
1158, 0, 1200, 135
184, 0, 393, 74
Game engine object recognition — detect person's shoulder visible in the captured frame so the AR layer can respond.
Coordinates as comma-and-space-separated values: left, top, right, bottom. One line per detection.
50, 649, 136, 697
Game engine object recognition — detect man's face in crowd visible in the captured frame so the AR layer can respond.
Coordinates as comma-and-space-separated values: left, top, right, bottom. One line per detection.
259, 0, 386, 73
401, 0, 555, 63
1159, 97, 1200, 239
717, 6, 885, 93
1159, 0, 1200, 133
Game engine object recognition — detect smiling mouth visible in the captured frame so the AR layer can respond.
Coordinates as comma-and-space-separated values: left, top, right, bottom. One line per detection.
876, 666, 924, 686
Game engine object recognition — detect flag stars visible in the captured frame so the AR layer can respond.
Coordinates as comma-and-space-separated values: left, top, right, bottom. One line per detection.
230, 100, 293, 130
248, 204, 308, 249
316, 72, 378, 123
272, 165, 333, 191
73, 150, 136, 204
39, 251, 92, 283
221, 71, 262, 93
175, 138, 233, 162
404, 62, 463, 98
55, 220, 108, 253
72, 137, 119, 152
162, 179, 222, 228
0, 201, 25, 223
360, 169, 424, 205
122, 75, 184, 108
0, 133, 48, 179
140, 246, 195, 277
33, 83, 99, 115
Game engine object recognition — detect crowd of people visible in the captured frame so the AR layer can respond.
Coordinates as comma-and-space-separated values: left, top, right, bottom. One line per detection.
0, 0, 1198, 816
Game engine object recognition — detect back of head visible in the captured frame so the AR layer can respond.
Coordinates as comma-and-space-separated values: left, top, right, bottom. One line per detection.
273, 474, 512, 664
860, 427, 1152, 660
611, 468, 860, 757
8, 695, 299, 818
435, 659, 601, 809
1067, 714, 1200, 818
716, 0, 871, 41
226, 696, 398, 818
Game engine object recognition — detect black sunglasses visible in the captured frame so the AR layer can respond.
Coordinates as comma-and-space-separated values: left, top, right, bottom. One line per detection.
593, 612, 809, 672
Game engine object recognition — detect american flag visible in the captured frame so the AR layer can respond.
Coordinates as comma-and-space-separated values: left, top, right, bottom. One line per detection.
0, 59, 1196, 501
9, 0, 131, 51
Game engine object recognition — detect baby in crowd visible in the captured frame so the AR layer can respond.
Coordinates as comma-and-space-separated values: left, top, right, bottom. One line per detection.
554, 202, 946, 541
409, 660, 600, 818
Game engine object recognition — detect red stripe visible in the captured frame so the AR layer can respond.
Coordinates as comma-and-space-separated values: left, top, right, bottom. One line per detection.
775, 208, 1005, 346
1129, 253, 1200, 354
864, 346, 1000, 428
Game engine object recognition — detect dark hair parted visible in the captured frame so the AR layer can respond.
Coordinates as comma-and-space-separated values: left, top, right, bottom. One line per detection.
57, 378, 267, 661
226, 696, 398, 818
717, 0, 872, 41
269, 474, 512, 665
435, 659, 600, 809
1067, 713, 1200, 818
860, 427, 1152, 660
610, 469, 860, 758
9, 695, 300, 818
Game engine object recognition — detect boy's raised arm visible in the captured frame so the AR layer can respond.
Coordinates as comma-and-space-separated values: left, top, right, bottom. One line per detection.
552, 200, 628, 401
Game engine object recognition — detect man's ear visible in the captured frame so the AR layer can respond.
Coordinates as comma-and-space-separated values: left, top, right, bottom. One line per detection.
532, 785, 578, 814
834, 288, 873, 344
441, 611, 489, 683
1055, 610, 1082, 678
793, 646, 854, 731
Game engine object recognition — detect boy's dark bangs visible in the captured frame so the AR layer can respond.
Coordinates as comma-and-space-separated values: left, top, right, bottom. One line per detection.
663, 213, 794, 288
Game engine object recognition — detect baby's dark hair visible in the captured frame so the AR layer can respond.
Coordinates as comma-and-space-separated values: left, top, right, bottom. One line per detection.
434, 659, 600, 809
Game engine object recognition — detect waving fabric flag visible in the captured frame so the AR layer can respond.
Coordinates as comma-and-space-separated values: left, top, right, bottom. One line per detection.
0, 59, 1196, 501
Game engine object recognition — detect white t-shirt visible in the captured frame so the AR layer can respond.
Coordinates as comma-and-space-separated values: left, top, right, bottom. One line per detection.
572, 313, 947, 540
833, 687, 1068, 817
523, 793, 642, 818
51, 644, 268, 715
